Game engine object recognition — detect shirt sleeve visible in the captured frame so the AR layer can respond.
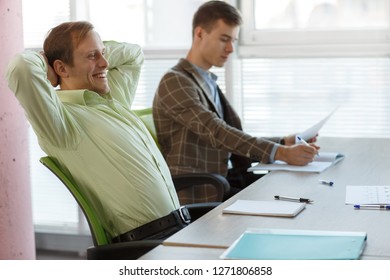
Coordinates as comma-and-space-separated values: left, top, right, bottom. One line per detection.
6, 51, 80, 148
104, 41, 144, 109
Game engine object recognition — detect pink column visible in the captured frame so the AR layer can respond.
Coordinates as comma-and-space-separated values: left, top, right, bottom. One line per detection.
0, 0, 35, 259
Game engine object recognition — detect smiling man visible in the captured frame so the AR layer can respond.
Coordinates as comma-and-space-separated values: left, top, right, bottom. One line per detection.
153, 1, 319, 204
6, 21, 189, 244
43, 25, 111, 94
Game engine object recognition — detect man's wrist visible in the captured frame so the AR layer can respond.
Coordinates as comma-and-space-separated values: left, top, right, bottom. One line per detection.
274, 145, 286, 162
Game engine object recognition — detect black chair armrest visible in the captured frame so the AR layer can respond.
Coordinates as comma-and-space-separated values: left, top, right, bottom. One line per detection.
172, 173, 230, 202
185, 202, 221, 221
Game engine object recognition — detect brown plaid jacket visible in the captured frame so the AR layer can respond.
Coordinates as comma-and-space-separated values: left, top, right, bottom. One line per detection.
153, 59, 281, 203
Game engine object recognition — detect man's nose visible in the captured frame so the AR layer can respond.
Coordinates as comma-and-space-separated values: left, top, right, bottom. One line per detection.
226, 41, 234, 53
99, 55, 109, 68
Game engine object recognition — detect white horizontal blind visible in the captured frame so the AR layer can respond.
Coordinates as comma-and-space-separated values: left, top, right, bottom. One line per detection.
240, 57, 390, 139
29, 129, 80, 229
133, 59, 178, 108
22, 0, 71, 48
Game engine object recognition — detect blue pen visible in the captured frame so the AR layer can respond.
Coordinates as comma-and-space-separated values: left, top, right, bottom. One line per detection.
296, 136, 310, 147
319, 179, 334, 186
297, 136, 319, 156
354, 204, 390, 210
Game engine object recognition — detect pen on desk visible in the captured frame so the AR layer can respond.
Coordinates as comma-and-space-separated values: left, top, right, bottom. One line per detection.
354, 204, 390, 210
274, 195, 313, 203
319, 179, 334, 186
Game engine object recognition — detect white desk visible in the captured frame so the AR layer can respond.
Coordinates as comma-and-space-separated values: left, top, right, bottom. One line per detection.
139, 245, 389, 260
141, 137, 390, 259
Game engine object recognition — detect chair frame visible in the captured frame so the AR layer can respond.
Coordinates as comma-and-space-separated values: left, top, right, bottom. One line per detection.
40, 156, 162, 260
40, 156, 109, 246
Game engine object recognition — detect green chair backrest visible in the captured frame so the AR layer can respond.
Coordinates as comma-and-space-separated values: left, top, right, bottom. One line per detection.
132, 108, 160, 148
39, 156, 110, 246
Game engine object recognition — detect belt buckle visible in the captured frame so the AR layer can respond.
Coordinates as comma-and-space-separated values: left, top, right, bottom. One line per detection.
179, 206, 191, 224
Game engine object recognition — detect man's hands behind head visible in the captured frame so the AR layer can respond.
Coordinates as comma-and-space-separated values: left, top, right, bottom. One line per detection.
40, 51, 59, 87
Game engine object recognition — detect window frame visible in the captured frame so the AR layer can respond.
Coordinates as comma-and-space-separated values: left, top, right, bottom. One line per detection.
238, 0, 390, 58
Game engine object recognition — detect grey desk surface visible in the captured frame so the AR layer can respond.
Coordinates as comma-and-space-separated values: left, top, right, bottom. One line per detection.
141, 137, 390, 260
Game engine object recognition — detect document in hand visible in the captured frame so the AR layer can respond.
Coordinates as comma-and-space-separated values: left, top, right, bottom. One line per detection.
220, 228, 367, 260
298, 107, 338, 140
248, 152, 345, 173
222, 200, 306, 217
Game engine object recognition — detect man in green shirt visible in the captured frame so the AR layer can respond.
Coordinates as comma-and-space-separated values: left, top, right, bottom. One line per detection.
6, 21, 187, 242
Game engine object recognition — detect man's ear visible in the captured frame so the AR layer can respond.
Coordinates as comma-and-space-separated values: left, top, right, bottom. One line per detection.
53, 59, 69, 79
194, 26, 204, 40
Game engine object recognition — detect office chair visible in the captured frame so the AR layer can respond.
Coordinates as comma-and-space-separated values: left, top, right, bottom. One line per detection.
40, 156, 226, 259
40, 156, 162, 260
133, 107, 231, 202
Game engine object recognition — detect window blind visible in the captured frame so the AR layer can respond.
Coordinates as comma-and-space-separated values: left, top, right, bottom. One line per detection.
22, 0, 70, 48
240, 57, 390, 139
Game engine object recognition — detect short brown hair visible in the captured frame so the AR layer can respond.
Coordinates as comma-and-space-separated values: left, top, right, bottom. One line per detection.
192, 1, 242, 36
43, 21, 94, 67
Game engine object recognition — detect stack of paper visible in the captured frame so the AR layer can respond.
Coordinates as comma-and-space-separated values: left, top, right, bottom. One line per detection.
220, 228, 367, 260
222, 199, 306, 217
248, 152, 344, 173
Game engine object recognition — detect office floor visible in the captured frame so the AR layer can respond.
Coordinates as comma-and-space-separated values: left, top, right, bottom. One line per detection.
36, 249, 86, 260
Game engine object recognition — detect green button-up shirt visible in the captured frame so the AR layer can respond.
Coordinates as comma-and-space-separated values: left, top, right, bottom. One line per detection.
6, 41, 180, 239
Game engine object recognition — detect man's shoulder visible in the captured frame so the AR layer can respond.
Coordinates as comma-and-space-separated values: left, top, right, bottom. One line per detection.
161, 61, 194, 83
163, 68, 187, 80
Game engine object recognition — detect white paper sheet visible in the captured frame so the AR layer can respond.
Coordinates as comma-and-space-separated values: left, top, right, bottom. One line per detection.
248, 152, 344, 173
345, 185, 390, 205
298, 107, 338, 140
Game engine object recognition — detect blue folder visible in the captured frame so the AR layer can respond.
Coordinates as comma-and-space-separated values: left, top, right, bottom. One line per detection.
221, 229, 367, 260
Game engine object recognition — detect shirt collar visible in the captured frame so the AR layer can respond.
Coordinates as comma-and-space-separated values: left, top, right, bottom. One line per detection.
56, 89, 113, 106
191, 63, 218, 84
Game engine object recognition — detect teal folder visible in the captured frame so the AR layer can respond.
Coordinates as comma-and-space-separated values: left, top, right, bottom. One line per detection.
221, 229, 367, 260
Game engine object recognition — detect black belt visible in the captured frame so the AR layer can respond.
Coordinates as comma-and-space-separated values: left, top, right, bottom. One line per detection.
112, 206, 191, 243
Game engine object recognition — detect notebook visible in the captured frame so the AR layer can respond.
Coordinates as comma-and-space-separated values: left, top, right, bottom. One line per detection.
222, 200, 306, 217
248, 152, 345, 173
220, 228, 367, 260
